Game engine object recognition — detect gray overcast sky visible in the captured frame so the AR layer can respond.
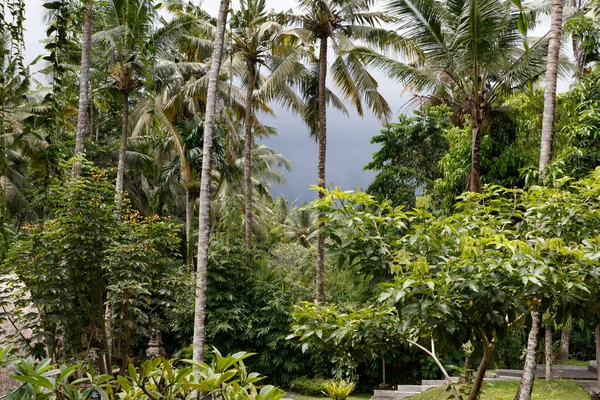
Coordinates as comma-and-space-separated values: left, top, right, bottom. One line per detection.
22, 1, 572, 203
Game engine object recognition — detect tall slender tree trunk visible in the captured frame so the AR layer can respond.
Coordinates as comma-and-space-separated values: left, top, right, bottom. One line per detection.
243, 63, 256, 256
186, 188, 193, 267
539, 0, 564, 178
545, 318, 553, 382
73, 0, 93, 174
315, 36, 328, 304
515, 311, 541, 400
558, 326, 570, 361
115, 91, 129, 205
469, 120, 482, 193
192, 0, 230, 364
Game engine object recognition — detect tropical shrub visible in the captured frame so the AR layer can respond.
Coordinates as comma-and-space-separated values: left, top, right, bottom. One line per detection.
290, 377, 326, 397
322, 380, 356, 400
0, 346, 284, 400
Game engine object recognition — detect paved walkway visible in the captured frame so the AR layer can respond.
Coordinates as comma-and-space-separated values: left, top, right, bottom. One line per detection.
576, 380, 598, 395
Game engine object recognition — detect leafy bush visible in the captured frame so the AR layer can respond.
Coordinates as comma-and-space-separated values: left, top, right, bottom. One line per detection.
570, 326, 596, 361
0, 346, 284, 400
290, 377, 326, 397
322, 380, 356, 400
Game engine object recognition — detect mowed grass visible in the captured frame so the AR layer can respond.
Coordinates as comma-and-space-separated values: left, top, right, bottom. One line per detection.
409, 379, 589, 400
292, 395, 371, 400
555, 359, 590, 366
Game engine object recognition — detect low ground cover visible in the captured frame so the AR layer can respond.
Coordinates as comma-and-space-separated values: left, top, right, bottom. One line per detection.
408, 379, 588, 400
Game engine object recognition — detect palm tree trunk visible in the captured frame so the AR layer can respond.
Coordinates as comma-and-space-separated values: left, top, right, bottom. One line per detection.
468, 114, 483, 193
186, 187, 193, 267
515, 311, 541, 400
243, 63, 256, 256
316, 36, 328, 305
115, 91, 129, 205
545, 318, 553, 382
539, 0, 564, 178
73, 0, 93, 174
192, 0, 230, 364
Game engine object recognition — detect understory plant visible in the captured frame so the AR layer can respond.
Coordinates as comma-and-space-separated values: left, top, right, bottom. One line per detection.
1, 346, 284, 400
322, 380, 356, 400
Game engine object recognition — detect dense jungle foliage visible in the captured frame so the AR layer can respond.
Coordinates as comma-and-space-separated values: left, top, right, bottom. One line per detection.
2, 0, 600, 399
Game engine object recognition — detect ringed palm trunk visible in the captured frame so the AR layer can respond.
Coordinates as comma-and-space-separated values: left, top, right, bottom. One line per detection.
115, 91, 129, 205
539, 0, 564, 178
515, 311, 541, 400
469, 120, 482, 193
468, 86, 485, 193
186, 187, 193, 267
315, 36, 328, 304
73, 0, 93, 174
243, 63, 256, 256
192, 0, 230, 364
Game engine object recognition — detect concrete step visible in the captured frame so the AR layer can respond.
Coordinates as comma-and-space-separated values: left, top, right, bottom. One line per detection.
395, 385, 424, 392
421, 378, 459, 385
496, 366, 598, 380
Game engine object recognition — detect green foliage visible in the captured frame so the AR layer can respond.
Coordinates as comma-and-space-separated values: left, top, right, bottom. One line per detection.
364, 106, 450, 208
169, 200, 320, 386
321, 380, 356, 400
2, 162, 119, 357
290, 303, 404, 380
305, 170, 600, 397
549, 66, 600, 180
433, 125, 473, 213
493, 328, 527, 369
0, 346, 285, 400
0, 160, 186, 364
290, 377, 326, 397
104, 211, 188, 363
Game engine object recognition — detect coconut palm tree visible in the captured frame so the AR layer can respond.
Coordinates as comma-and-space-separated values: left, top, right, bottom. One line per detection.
286, 207, 318, 248
229, 0, 304, 255
73, 0, 93, 174
369, 0, 551, 192
193, 0, 231, 365
93, 0, 153, 204
290, 0, 408, 303
0, 37, 49, 225
539, 0, 565, 178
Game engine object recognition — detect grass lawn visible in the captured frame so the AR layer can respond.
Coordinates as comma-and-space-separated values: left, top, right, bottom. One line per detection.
409, 379, 589, 400
292, 395, 371, 400
555, 359, 590, 366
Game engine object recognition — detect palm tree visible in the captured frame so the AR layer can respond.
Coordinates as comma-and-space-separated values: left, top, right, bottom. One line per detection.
286, 207, 317, 248
73, 0, 93, 174
229, 0, 302, 255
0, 37, 49, 225
373, 0, 550, 192
93, 0, 153, 203
193, 0, 231, 364
291, 0, 406, 303
539, 0, 565, 177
